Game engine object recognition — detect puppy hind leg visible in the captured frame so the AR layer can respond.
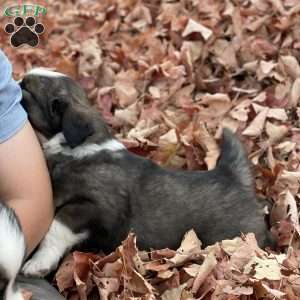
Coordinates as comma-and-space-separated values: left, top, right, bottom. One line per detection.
22, 218, 88, 277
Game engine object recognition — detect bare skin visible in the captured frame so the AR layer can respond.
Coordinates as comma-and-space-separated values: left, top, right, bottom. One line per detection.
0, 121, 53, 254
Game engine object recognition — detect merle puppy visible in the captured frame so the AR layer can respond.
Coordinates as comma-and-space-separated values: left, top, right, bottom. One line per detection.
19, 69, 272, 277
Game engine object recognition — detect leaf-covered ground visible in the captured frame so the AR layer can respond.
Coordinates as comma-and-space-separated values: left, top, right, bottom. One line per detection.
2, 0, 300, 299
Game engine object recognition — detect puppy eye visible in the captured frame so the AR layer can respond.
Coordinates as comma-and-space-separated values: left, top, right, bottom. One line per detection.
50, 98, 67, 116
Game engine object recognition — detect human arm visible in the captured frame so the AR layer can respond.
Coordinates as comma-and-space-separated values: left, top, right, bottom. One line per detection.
0, 50, 53, 254
0, 121, 54, 254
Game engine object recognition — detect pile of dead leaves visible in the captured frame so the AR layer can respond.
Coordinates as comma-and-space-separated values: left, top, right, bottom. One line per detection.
2, 0, 300, 298
55, 231, 300, 299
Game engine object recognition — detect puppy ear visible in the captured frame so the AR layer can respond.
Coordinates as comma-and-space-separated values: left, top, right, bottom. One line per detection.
62, 107, 94, 148
49, 98, 68, 118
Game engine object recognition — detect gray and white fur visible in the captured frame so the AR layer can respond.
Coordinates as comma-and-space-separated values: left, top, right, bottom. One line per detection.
0, 202, 26, 300
19, 69, 273, 277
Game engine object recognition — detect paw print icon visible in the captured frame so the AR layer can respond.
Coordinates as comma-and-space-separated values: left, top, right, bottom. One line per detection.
4, 16, 45, 48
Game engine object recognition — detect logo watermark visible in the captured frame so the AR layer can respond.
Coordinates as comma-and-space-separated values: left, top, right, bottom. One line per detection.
3, 3, 47, 48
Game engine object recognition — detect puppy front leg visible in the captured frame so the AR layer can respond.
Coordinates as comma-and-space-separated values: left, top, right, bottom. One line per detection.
22, 219, 88, 277
43, 132, 66, 156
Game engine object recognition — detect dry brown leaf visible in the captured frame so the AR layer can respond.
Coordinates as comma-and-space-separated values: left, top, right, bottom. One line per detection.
183, 264, 202, 277
244, 255, 283, 280
271, 190, 300, 231
124, 269, 155, 295
229, 234, 266, 271
157, 269, 174, 279
181, 41, 203, 63
220, 237, 244, 256
115, 102, 139, 126
256, 60, 277, 80
243, 107, 269, 137
290, 78, 300, 107
182, 19, 213, 40
128, 120, 160, 146
267, 0, 286, 14
260, 283, 286, 298
55, 254, 75, 293
267, 108, 288, 121
93, 277, 120, 300
100, 259, 123, 277
177, 230, 202, 255
229, 100, 251, 122
213, 39, 238, 69
169, 230, 203, 266
197, 93, 232, 119
192, 252, 217, 294
161, 283, 187, 300
280, 55, 300, 79
275, 170, 300, 195
265, 122, 288, 144
79, 39, 102, 74
115, 73, 138, 108
222, 285, 253, 296
159, 129, 178, 146
267, 146, 276, 171
194, 124, 220, 170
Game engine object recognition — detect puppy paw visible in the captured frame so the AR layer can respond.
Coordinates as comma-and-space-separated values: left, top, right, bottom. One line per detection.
43, 133, 66, 155
22, 259, 55, 278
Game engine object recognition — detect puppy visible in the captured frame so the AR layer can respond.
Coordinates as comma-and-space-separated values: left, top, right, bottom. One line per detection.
20, 69, 272, 277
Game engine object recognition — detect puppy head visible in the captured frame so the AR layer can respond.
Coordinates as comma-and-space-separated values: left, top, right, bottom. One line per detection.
20, 68, 111, 147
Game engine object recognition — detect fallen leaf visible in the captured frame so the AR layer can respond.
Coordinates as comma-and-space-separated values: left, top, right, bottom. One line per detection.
244, 255, 282, 280
192, 252, 217, 294
222, 285, 253, 296
194, 124, 220, 170
213, 39, 238, 69
115, 72, 138, 108
177, 229, 202, 255
115, 102, 140, 126
79, 39, 102, 74
169, 230, 203, 266
161, 283, 187, 300
159, 129, 178, 146
229, 100, 251, 122
182, 19, 213, 40
290, 78, 300, 107
254, 281, 286, 299
93, 276, 120, 300
267, 108, 288, 121
256, 60, 277, 80
265, 121, 288, 144
280, 55, 300, 79
183, 264, 202, 277
243, 107, 269, 137
198, 93, 232, 118
55, 254, 75, 293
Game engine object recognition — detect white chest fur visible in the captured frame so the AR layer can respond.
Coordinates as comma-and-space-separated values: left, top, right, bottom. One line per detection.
43, 133, 125, 158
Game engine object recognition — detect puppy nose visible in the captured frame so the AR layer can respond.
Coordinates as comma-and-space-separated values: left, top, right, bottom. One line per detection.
19, 79, 25, 89
19, 78, 29, 91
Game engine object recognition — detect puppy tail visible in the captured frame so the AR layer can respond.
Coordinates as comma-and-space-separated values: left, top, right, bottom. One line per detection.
0, 202, 26, 300
217, 128, 253, 189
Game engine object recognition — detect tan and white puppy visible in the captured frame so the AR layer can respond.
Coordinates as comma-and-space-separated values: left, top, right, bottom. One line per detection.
20, 69, 273, 278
